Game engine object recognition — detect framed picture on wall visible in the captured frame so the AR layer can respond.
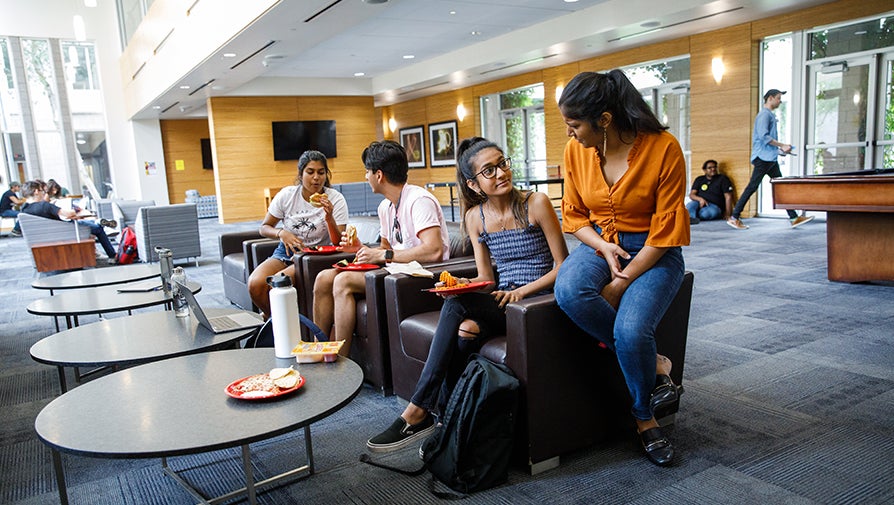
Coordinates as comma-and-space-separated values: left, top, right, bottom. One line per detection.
399, 125, 426, 168
429, 120, 457, 167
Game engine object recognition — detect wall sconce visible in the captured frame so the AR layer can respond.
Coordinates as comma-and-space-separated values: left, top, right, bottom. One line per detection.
456, 104, 467, 121
555, 85, 564, 104
711, 57, 725, 84
388, 117, 397, 133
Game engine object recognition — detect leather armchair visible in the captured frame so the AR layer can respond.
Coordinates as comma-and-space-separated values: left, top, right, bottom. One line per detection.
219, 230, 277, 311
385, 268, 694, 474
293, 235, 474, 396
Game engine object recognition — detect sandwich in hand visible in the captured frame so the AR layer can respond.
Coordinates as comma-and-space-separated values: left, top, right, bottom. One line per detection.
309, 192, 327, 207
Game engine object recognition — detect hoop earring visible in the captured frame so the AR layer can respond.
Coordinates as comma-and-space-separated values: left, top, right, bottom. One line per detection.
602, 128, 607, 156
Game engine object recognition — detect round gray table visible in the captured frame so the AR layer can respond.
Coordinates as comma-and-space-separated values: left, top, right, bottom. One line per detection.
26, 281, 201, 329
30, 309, 260, 392
35, 349, 363, 505
31, 263, 160, 293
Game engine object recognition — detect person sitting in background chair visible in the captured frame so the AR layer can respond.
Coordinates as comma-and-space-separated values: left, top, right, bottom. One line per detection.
686, 160, 733, 224
20, 180, 119, 264
1, 180, 25, 237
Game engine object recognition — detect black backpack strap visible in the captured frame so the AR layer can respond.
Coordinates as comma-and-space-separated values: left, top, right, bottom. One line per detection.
358, 453, 427, 477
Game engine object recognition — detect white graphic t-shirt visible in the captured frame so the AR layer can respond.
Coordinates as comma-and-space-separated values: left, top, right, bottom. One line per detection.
268, 185, 349, 247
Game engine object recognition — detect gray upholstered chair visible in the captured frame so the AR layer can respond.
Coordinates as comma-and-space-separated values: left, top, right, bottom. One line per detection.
133, 203, 201, 265
113, 199, 156, 228
18, 213, 97, 271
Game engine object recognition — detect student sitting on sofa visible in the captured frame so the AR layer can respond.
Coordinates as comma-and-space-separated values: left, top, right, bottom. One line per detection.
366, 137, 568, 452
248, 150, 349, 319
20, 180, 118, 263
313, 140, 450, 357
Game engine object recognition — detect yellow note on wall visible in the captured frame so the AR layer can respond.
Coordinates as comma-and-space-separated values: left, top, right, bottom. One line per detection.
175, 160, 185, 171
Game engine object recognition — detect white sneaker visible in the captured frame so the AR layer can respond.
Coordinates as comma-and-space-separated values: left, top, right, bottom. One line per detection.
727, 218, 748, 230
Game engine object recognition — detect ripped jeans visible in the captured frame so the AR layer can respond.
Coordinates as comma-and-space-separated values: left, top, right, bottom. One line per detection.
410, 292, 507, 414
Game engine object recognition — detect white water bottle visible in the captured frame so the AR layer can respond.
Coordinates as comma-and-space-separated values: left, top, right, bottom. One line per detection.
267, 273, 300, 358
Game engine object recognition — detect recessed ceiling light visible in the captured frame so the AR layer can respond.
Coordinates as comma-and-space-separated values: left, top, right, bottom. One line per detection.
471, 31, 481, 36
222, 53, 236, 58
449, 10, 456, 15
76, 139, 86, 144
854, 30, 867, 35
179, 85, 190, 89
152, 105, 161, 109
564, 0, 579, 3
354, 72, 365, 77
403, 55, 415, 59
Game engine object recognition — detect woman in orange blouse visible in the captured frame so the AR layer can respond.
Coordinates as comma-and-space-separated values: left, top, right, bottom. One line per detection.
555, 70, 690, 467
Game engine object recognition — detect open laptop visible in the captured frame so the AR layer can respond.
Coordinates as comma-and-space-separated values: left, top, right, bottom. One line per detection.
175, 282, 263, 333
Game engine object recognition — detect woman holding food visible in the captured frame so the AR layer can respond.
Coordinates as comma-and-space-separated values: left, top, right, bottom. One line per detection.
366, 137, 568, 452
248, 150, 349, 318
555, 70, 689, 466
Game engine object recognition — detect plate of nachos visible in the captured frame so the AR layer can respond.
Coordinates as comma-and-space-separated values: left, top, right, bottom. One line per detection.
425, 271, 494, 295
225, 366, 305, 400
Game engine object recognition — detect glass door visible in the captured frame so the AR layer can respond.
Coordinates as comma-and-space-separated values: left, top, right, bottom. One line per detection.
877, 54, 894, 169
805, 56, 874, 173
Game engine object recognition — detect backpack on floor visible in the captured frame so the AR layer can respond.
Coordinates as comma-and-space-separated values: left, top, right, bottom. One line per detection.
116, 226, 138, 264
362, 354, 519, 498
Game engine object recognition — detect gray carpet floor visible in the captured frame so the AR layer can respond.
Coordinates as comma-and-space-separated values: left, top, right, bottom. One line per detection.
1, 212, 893, 504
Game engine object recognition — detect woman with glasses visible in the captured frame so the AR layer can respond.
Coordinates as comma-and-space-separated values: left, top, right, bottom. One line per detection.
555, 70, 689, 466
248, 150, 348, 318
367, 137, 568, 453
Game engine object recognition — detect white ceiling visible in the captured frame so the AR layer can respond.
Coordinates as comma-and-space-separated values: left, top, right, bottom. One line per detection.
147, 0, 831, 120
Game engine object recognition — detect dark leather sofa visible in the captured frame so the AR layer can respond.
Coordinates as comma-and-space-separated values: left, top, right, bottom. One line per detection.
219, 231, 277, 311
295, 237, 473, 396
385, 264, 694, 474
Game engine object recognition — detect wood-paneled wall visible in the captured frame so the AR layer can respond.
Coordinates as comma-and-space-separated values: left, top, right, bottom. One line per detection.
158, 0, 887, 221
206, 95, 376, 223
159, 119, 215, 203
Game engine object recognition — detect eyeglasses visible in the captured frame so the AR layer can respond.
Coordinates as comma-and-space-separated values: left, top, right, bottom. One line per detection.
473, 157, 512, 179
392, 215, 402, 244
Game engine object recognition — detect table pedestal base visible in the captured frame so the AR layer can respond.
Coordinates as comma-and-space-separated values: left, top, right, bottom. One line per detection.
161, 425, 314, 505
51, 425, 315, 505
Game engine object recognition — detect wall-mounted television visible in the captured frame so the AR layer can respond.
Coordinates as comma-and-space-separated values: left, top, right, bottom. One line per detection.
272, 120, 337, 160
200, 138, 213, 169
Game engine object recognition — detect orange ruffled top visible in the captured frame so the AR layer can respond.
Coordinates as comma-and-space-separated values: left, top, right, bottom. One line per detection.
561, 131, 690, 248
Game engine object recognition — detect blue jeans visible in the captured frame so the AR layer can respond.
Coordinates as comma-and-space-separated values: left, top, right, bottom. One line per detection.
554, 229, 684, 420
411, 292, 506, 414
686, 200, 722, 221
83, 221, 117, 258
732, 158, 797, 220
1, 209, 20, 232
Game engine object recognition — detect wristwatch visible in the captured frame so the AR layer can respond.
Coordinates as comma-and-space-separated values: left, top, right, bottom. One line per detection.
384, 249, 394, 263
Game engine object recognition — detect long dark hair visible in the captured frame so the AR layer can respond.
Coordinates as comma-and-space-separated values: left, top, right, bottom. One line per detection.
295, 150, 331, 189
455, 137, 530, 237
559, 69, 667, 138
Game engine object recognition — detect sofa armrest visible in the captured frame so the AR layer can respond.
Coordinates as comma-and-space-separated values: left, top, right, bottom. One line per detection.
246, 239, 279, 273
219, 230, 262, 262
503, 294, 621, 466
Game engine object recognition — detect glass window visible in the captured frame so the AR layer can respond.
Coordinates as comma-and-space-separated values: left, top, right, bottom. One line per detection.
62, 42, 99, 91
481, 84, 547, 180
808, 17, 894, 59
623, 57, 691, 173
21, 39, 60, 132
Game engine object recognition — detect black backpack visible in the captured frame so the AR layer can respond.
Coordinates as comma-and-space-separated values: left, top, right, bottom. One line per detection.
362, 354, 519, 498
